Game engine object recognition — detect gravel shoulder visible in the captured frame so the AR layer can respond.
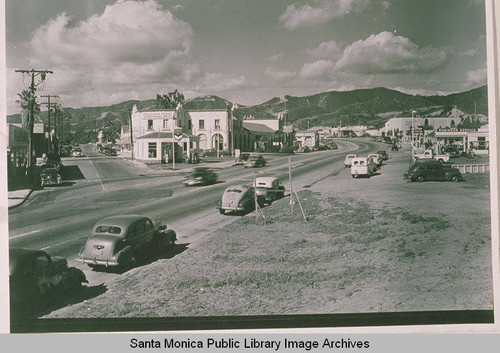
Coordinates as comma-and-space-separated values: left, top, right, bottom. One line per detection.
44, 147, 493, 318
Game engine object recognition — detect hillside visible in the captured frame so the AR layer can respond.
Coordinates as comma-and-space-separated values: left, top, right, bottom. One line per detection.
7, 85, 488, 142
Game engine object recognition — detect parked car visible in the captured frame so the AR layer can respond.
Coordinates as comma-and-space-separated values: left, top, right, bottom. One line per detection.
72, 147, 84, 157
103, 147, 118, 156
350, 157, 377, 178
344, 154, 358, 167
40, 168, 62, 187
9, 248, 87, 316
78, 215, 176, 269
40, 162, 59, 171
45, 153, 63, 171
443, 145, 461, 158
235, 153, 251, 165
368, 153, 383, 168
414, 149, 450, 163
403, 161, 462, 182
377, 150, 389, 160
217, 185, 264, 214
244, 155, 266, 168
254, 176, 286, 204
183, 167, 218, 186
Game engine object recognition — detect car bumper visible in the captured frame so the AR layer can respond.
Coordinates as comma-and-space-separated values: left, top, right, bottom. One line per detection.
217, 205, 246, 212
77, 257, 120, 267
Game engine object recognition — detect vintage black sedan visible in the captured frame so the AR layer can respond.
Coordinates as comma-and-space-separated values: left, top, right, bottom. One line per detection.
9, 248, 87, 316
40, 168, 62, 187
244, 155, 266, 168
183, 167, 218, 186
404, 161, 462, 182
78, 215, 176, 269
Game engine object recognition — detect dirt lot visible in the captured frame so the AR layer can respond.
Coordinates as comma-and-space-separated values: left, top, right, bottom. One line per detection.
45, 149, 493, 318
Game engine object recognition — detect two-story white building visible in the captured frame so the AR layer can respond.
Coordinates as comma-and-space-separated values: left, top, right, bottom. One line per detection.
186, 109, 234, 152
130, 104, 199, 163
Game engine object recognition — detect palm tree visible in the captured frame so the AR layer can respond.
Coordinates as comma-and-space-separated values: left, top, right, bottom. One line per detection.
16, 89, 40, 129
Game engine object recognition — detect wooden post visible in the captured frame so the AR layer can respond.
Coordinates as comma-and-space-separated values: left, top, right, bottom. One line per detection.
289, 156, 293, 219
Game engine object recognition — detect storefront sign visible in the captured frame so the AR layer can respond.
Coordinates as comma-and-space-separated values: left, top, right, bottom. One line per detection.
143, 111, 175, 120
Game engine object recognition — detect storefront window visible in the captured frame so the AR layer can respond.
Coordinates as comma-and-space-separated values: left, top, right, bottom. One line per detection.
148, 142, 157, 158
148, 120, 153, 130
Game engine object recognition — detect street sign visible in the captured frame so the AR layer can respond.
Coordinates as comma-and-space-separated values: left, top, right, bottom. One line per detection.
174, 128, 183, 141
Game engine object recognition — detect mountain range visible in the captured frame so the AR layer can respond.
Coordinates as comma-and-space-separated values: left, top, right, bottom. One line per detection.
7, 85, 488, 137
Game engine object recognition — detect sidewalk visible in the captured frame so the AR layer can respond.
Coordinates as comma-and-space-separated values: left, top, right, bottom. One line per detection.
118, 149, 237, 175
8, 189, 33, 209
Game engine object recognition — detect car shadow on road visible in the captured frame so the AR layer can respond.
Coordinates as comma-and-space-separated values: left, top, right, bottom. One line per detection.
58, 181, 76, 187
11, 283, 108, 321
93, 243, 190, 275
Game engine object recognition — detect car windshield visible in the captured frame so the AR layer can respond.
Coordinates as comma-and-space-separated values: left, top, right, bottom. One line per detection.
95, 225, 122, 234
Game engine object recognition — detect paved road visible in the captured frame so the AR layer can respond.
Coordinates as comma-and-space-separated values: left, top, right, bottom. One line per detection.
8, 139, 383, 262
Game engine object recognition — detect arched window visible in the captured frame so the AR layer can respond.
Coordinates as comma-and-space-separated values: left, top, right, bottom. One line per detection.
212, 134, 224, 150
198, 134, 208, 150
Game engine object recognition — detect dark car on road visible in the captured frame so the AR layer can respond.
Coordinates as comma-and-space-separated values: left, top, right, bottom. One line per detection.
40, 168, 62, 187
78, 215, 176, 269
377, 150, 389, 160
9, 248, 87, 317
235, 153, 251, 165
244, 155, 266, 168
183, 167, 218, 186
404, 161, 462, 182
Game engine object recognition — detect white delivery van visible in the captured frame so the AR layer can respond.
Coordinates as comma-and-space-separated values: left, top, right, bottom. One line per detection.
350, 157, 376, 178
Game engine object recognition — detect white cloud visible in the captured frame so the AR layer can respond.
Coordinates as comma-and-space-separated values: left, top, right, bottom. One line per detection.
306, 40, 343, 59
280, 0, 372, 30
334, 31, 448, 75
300, 60, 336, 80
465, 67, 487, 86
265, 67, 296, 82
14, 0, 199, 110
194, 72, 253, 93
268, 53, 285, 61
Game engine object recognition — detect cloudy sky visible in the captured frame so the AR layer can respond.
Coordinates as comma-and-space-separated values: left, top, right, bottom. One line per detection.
5, 0, 487, 114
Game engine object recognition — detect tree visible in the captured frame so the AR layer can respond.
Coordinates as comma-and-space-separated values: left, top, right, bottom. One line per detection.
16, 89, 40, 129
101, 113, 121, 143
156, 89, 185, 109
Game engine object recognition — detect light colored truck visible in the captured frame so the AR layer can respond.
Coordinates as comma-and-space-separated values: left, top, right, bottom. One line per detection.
350, 157, 377, 178
414, 150, 450, 163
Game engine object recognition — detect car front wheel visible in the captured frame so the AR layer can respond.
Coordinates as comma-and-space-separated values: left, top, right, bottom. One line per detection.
451, 175, 460, 182
416, 175, 425, 182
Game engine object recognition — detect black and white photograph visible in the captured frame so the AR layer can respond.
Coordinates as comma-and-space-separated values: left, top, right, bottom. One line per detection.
2, 0, 498, 333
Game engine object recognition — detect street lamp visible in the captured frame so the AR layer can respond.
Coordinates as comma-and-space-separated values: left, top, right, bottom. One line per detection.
411, 110, 417, 161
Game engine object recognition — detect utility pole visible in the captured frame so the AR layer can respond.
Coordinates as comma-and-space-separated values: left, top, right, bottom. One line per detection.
15, 69, 53, 186
129, 111, 135, 161
41, 95, 59, 154
53, 104, 61, 154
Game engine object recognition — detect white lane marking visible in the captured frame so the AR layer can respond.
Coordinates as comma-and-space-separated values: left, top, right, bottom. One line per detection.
10, 229, 41, 239
89, 160, 106, 191
40, 237, 80, 251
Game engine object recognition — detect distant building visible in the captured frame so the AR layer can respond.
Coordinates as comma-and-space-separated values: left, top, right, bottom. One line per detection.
434, 125, 489, 155
383, 117, 461, 141
295, 131, 319, 150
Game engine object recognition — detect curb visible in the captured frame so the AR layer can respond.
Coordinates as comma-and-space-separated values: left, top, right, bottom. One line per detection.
8, 189, 35, 210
